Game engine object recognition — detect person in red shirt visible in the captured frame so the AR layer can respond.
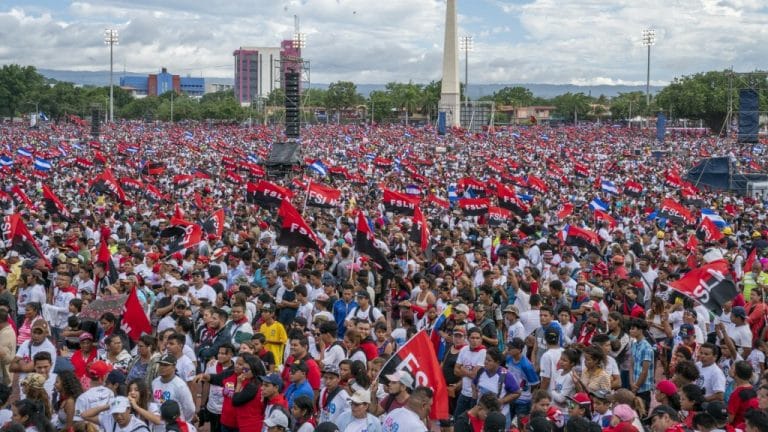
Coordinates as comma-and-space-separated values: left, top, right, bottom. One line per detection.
354, 320, 378, 361
70, 332, 98, 383
728, 361, 759, 429
453, 393, 499, 432
281, 334, 321, 395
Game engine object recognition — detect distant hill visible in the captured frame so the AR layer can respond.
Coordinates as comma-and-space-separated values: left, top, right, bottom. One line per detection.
38, 68, 663, 99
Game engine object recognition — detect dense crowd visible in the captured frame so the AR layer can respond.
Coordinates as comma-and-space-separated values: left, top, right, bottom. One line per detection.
0, 119, 765, 432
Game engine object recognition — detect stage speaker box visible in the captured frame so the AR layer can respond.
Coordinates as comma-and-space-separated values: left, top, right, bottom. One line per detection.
284, 71, 300, 138
739, 89, 759, 143
91, 107, 101, 138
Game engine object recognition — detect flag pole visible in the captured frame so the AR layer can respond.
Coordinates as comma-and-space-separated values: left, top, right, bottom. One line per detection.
302, 179, 311, 216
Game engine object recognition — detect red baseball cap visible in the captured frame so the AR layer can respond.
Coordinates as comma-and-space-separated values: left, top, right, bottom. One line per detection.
568, 392, 592, 406
88, 360, 113, 379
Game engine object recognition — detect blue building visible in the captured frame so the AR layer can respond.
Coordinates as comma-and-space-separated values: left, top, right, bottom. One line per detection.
119, 68, 205, 97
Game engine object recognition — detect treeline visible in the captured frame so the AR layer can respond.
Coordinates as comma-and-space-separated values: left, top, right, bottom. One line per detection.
1, 64, 765, 129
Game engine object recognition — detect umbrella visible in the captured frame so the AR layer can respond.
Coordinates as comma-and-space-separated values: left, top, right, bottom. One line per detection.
78, 294, 127, 320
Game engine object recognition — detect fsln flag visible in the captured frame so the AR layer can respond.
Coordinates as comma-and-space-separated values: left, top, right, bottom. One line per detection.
277, 200, 325, 253
377, 330, 449, 420
668, 259, 738, 315
355, 211, 394, 274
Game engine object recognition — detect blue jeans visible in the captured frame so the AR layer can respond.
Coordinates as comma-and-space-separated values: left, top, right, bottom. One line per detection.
454, 394, 476, 419
620, 370, 630, 389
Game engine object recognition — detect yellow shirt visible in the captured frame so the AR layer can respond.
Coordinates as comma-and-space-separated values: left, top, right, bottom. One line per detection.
259, 320, 288, 366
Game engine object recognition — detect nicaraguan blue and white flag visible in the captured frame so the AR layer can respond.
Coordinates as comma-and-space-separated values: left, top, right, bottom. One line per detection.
39, 112, 49, 121
57, 145, 68, 157
646, 210, 658, 221
365, 153, 375, 161
344, 135, 352, 144
601, 180, 619, 195
701, 208, 727, 228
309, 160, 327, 177
72, 142, 84, 151
184, 131, 194, 140
518, 194, 534, 202
247, 153, 259, 163
448, 184, 458, 202
405, 184, 421, 195
33, 157, 52, 171
589, 197, 609, 212
17, 148, 32, 158
511, 132, 521, 139
0, 156, 13, 167
126, 146, 139, 154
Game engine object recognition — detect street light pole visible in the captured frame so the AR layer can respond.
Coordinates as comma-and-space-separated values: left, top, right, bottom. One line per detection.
460, 36, 473, 110
641, 28, 655, 115
104, 29, 119, 123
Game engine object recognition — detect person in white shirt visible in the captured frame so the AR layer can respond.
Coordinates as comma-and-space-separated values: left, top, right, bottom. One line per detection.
334, 388, 383, 432
453, 328, 486, 417
697, 342, 726, 402
504, 305, 525, 344
382, 386, 433, 432
540, 329, 564, 392
151, 355, 196, 422
317, 364, 349, 424
728, 307, 753, 358
74, 360, 116, 421
165, 334, 195, 386
318, 321, 346, 368
10, 320, 57, 391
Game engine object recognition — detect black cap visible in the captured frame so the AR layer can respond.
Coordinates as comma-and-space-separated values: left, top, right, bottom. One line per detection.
160, 400, 181, 422
647, 405, 680, 422
158, 354, 177, 365
355, 290, 370, 299
484, 412, 506, 432
290, 361, 308, 374
315, 422, 341, 432
508, 337, 525, 350
702, 401, 728, 423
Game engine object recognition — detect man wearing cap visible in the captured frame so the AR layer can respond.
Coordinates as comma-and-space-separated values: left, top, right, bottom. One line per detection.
345, 290, 383, 329
260, 372, 288, 422
371, 370, 413, 416
454, 327, 487, 418
318, 364, 349, 424
284, 360, 314, 409
504, 305, 524, 344
335, 388, 383, 432
151, 354, 196, 422
725, 306, 752, 358
264, 409, 290, 432
189, 270, 217, 307
83, 396, 149, 432
74, 360, 115, 421
648, 405, 685, 432
10, 319, 56, 387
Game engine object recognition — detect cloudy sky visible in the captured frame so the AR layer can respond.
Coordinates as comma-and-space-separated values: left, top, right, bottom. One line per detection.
1, 0, 767, 85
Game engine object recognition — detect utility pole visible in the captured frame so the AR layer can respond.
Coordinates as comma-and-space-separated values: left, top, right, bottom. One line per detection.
642, 28, 656, 123
104, 29, 119, 122
460, 35, 473, 116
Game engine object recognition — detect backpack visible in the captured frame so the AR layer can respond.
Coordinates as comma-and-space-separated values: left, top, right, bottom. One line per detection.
480, 317, 505, 352
352, 305, 376, 323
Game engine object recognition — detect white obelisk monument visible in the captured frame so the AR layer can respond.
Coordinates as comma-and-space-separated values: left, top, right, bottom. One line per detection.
439, 0, 461, 127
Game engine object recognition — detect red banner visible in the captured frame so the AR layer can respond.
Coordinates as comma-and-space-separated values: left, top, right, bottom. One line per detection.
120, 287, 151, 341
377, 330, 448, 420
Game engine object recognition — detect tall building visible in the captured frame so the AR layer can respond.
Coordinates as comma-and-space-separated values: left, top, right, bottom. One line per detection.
233, 41, 300, 105
120, 68, 205, 97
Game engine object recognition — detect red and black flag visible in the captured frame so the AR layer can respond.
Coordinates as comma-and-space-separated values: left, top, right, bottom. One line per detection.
565, 225, 601, 254
457, 177, 487, 197
409, 206, 430, 251
10, 185, 34, 209
594, 209, 617, 228
159, 218, 203, 256
355, 211, 393, 274
172, 174, 194, 187
276, 200, 324, 253
659, 198, 695, 226
426, 194, 450, 210
669, 259, 738, 315
696, 217, 724, 242
0, 191, 12, 211
383, 189, 419, 216
328, 166, 350, 179
526, 174, 549, 194
75, 157, 93, 170
120, 177, 143, 193
573, 163, 590, 178
459, 197, 490, 217
141, 162, 165, 176
373, 157, 393, 168
557, 203, 574, 220
1, 214, 47, 264
224, 170, 244, 185
307, 182, 342, 208
623, 180, 644, 197
201, 208, 225, 240
42, 185, 72, 221
497, 186, 529, 216
246, 181, 293, 208
664, 170, 682, 189
487, 206, 512, 226
144, 184, 166, 203
90, 169, 128, 203
96, 227, 119, 285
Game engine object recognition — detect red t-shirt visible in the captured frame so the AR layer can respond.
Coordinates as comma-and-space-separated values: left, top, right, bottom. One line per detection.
728, 384, 759, 428
468, 412, 484, 432
281, 354, 321, 390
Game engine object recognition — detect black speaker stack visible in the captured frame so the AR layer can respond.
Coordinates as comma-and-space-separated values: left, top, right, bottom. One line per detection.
284, 71, 300, 139
91, 107, 101, 138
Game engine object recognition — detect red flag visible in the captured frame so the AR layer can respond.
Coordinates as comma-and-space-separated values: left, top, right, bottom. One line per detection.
458, 197, 490, 216
557, 203, 574, 220
277, 200, 324, 253
526, 175, 548, 194
10, 185, 34, 209
594, 209, 617, 228
659, 198, 695, 225
174, 203, 185, 220
487, 206, 512, 226
172, 174, 194, 187
377, 330, 448, 420
1, 214, 48, 265
426, 194, 449, 209
42, 185, 72, 221
355, 211, 393, 273
744, 248, 757, 274
120, 287, 151, 341
97, 231, 118, 285
201, 208, 225, 240
383, 189, 419, 215
669, 260, 738, 315
409, 206, 430, 251
246, 181, 293, 208
685, 233, 699, 252
306, 182, 342, 208
696, 217, 723, 242
623, 180, 644, 197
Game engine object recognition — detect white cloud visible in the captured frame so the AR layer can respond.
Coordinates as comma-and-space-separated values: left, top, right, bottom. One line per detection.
0, 0, 767, 86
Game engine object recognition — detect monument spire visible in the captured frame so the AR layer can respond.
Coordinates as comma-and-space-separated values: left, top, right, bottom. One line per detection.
439, 0, 461, 127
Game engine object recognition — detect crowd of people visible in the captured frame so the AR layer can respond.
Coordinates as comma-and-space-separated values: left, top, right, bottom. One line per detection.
0, 118, 765, 432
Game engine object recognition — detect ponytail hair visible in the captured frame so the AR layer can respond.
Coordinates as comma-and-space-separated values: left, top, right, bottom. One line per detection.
631, 395, 647, 418
14, 399, 54, 432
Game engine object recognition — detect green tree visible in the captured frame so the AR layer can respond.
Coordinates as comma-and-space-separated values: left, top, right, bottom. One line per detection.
609, 91, 647, 120
266, 88, 285, 107
552, 92, 592, 122
119, 96, 162, 120
492, 86, 535, 107
156, 91, 200, 121
0, 64, 46, 117
326, 81, 362, 119
368, 90, 395, 122
386, 81, 424, 124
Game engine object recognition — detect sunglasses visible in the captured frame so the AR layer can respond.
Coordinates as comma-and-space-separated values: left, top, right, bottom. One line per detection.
242, 368, 251, 373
